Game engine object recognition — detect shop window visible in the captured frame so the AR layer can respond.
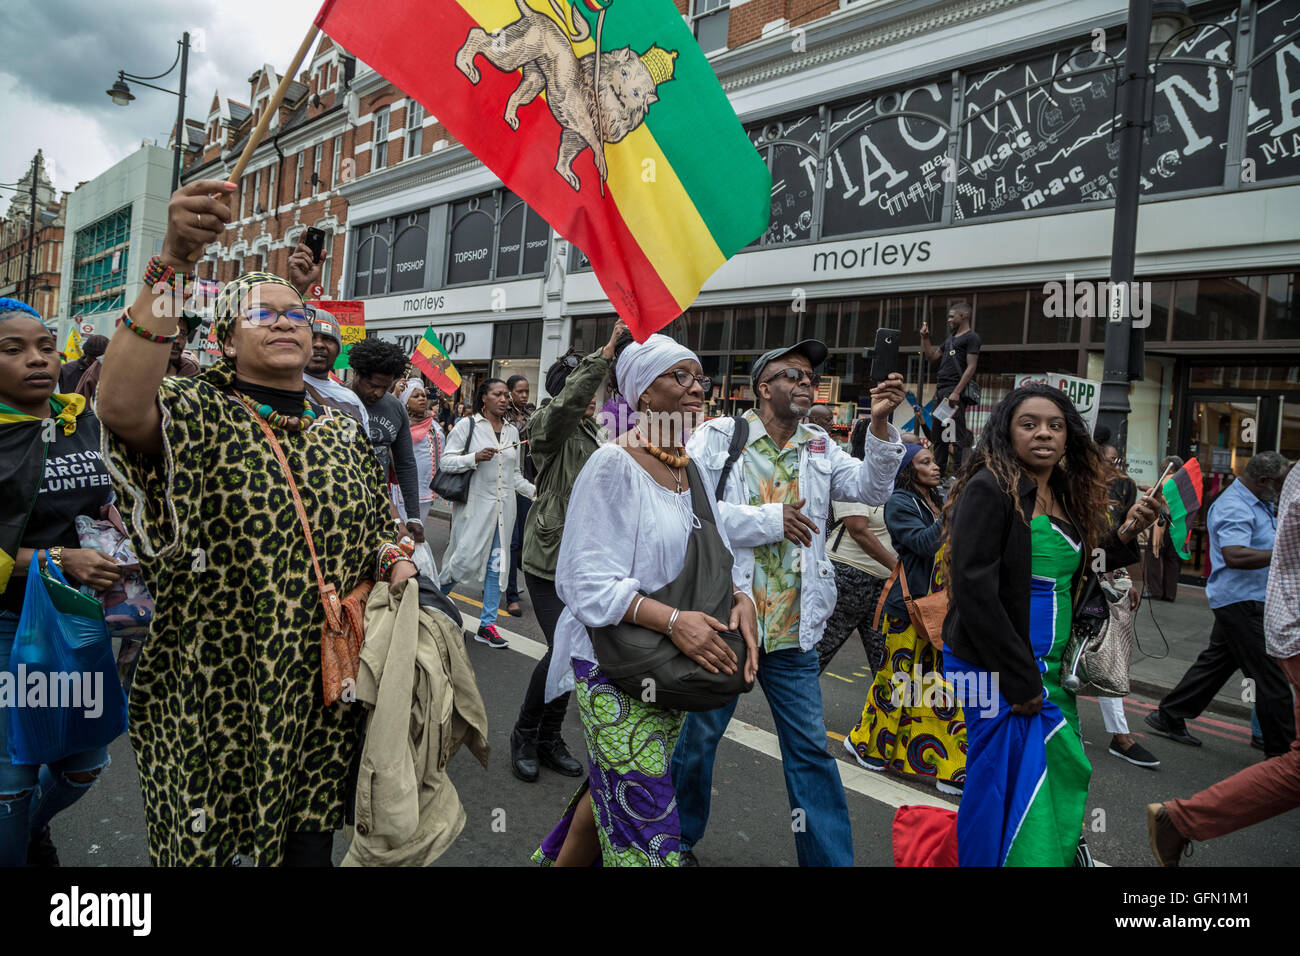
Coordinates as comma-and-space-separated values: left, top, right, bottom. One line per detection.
570, 315, 615, 355
732, 307, 763, 351
804, 301, 838, 345
975, 289, 1027, 346
697, 309, 731, 352
1171, 276, 1262, 341
493, 319, 542, 358
1246, 0, 1300, 183
352, 219, 391, 297
1264, 272, 1300, 339
447, 193, 497, 285
389, 211, 429, 293
882, 295, 926, 346
838, 297, 880, 350
749, 113, 821, 247
925, 292, 976, 344
766, 307, 799, 348
823, 81, 950, 238
496, 192, 551, 280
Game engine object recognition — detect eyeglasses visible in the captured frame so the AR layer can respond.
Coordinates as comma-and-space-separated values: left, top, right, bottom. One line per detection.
244, 307, 310, 326
763, 367, 821, 388
657, 367, 714, 393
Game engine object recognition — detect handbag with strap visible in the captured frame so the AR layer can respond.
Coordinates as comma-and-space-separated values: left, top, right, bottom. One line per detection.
430, 417, 476, 504
587, 461, 754, 712
1060, 572, 1133, 697
249, 412, 373, 707
873, 559, 949, 651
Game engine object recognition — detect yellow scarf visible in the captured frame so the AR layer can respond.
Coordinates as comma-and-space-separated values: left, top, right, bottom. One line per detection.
0, 393, 87, 435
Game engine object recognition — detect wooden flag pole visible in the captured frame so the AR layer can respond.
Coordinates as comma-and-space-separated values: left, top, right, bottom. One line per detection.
226, 23, 321, 203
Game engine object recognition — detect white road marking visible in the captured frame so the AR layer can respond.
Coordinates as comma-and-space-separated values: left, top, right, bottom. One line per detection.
456, 606, 1108, 865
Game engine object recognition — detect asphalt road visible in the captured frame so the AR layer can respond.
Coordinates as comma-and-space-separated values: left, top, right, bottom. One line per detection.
47, 517, 1299, 867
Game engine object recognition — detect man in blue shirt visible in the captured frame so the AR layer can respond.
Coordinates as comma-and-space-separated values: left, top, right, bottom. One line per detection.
1146, 452, 1294, 757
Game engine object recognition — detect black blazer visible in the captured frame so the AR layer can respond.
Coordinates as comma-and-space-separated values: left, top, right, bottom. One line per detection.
941, 468, 1140, 705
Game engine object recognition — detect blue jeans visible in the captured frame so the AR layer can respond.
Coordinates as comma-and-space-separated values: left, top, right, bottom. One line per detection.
0, 611, 110, 866
671, 645, 854, 866
441, 527, 502, 630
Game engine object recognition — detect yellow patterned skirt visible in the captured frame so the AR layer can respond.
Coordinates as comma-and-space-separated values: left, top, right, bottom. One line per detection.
846, 615, 967, 784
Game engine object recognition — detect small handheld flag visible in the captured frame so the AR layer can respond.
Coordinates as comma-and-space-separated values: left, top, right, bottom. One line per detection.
1161, 457, 1204, 560
410, 325, 462, 396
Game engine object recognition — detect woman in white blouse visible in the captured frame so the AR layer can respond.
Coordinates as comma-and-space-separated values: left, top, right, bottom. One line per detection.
531, 333, 758, 868
439, 378, 535, 647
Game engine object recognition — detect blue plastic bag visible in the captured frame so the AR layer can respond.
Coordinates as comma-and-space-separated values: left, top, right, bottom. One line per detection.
4, 552, 128, 765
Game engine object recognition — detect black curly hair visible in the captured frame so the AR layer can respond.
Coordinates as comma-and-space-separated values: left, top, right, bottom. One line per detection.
348, 336, 409, 379
940, 383, 1110, 582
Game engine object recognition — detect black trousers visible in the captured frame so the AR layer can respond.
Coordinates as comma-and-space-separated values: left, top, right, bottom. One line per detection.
506, 494, 531, 603
932, 400, 973, 476
817, 562, 888, 674
1142, 536, 1182, 601
1159, 600, 1296, 756
515, 571, 572, 740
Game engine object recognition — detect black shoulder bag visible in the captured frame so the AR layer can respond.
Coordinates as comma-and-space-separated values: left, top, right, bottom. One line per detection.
588, 461, 755, 711
430, 418, 476, 504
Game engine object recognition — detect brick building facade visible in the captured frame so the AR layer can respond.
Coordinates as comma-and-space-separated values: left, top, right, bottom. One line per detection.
0, 151, 64, 322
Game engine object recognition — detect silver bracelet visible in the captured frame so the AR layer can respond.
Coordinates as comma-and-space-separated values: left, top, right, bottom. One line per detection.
666, 608, 681, 637
631, 595, 647, 626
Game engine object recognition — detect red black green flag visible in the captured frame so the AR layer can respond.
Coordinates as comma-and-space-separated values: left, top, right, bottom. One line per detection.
1161, 457, 1204, 561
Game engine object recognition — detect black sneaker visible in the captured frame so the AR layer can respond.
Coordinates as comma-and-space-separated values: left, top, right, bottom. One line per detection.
1109, 737, 1161, 769
1144, 710, 1202, 747
678, 848, 700, 867
475, 624, 509, 648
27, 827, 59, 867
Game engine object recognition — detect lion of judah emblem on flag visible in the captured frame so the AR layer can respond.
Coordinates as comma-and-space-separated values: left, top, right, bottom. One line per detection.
456, 0, 677, 191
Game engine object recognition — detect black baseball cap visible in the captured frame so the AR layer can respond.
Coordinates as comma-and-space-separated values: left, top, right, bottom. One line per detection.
751, 339, 829, 385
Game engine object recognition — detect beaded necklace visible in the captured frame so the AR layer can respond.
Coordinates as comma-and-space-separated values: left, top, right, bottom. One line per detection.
236, 391, 318, 431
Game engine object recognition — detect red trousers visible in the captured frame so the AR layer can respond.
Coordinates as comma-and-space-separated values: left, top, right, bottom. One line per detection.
1166, 654, 1300, 840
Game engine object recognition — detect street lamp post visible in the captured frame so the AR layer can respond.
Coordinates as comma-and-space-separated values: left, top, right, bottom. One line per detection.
107, 32, 191, 193
1096, 0, 1195, 456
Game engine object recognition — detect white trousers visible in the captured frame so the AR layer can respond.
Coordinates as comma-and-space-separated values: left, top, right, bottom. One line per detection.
1097, 695, 1129, 735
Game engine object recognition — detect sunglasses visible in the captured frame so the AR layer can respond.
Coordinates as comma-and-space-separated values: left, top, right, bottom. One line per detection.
657, 367, 714, 394
763, 367, 821, 388
244, 307, 310, 326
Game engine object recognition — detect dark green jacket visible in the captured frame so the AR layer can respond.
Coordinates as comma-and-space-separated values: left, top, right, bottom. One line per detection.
520, 349, 612, 579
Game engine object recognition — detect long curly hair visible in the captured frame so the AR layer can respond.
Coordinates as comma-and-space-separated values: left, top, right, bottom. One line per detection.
895, 450, 945, 512
940, 384, 1110, 583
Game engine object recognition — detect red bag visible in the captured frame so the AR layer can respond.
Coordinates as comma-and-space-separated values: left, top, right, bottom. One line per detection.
892, 805, 958, 867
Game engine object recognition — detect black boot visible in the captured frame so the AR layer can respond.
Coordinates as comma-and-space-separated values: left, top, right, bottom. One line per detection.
510, 727, 539, 783
537, 736, 584, 777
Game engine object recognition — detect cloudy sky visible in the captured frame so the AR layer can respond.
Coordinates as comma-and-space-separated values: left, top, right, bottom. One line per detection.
1, 0, 324, 204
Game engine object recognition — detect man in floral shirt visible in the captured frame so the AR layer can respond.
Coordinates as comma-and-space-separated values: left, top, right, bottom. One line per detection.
677, 339, 905, 866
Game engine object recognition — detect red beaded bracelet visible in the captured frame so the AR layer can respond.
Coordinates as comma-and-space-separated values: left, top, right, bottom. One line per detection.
119, 306, 177, 344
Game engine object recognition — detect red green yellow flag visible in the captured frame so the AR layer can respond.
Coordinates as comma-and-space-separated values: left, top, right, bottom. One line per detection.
315, 0, 771, 340
410, 326, 463, 396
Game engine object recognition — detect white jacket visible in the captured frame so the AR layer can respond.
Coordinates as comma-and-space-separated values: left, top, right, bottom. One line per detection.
439, 414, 535, 588
687, 415, 904, 651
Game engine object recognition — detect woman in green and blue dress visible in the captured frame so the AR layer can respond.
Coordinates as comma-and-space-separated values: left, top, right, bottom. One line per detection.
938, 385, 1156, 866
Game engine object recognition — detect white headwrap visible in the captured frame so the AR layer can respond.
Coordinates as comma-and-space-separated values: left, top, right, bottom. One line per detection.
616, 333, 698, 408
399, 380, 424, 406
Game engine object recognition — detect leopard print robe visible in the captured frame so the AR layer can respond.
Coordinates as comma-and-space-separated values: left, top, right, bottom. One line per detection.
104, 376, 395, 866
